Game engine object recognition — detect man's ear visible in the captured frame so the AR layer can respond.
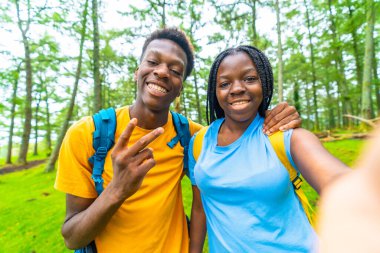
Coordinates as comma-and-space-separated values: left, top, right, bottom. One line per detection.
134, 68, 139, 82
177, 84, 184, 97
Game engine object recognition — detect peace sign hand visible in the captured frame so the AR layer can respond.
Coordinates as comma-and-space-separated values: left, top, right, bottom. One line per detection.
109, 118, 164, 201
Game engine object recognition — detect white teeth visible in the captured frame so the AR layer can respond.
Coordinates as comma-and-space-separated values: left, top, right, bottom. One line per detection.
231, 101, 249, 105
148, 83, 168, 93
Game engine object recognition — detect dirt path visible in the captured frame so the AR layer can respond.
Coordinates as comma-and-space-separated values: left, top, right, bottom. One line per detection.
0, 159, 47, 175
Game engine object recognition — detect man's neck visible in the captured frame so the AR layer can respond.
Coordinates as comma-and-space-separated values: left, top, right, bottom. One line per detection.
129, 103, 170, 129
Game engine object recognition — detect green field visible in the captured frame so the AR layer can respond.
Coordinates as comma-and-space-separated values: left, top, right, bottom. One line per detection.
0, 139, 364, 253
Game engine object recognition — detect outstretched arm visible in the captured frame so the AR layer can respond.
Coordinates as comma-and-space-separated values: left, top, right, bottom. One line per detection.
318, 126, 380, 253
264, 102, 302, 135
61, 119, 163, 249
190, 186, 206, 253
290, 128, 349, 194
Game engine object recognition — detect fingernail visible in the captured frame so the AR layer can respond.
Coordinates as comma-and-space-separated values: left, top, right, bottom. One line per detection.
265, 131, 271, 135
279, 127, 285, 131
155, 127, 164, 134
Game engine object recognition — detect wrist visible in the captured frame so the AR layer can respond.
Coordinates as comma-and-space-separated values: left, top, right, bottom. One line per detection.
104, 181, 131, 205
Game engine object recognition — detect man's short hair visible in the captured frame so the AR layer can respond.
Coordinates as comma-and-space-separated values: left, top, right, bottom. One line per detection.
141, 27, 195, 80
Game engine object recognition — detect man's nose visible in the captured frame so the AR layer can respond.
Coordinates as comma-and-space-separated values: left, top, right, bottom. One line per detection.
153, 64, 170, 79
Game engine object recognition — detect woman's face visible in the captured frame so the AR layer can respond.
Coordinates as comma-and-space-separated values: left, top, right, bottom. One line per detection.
216, 52, 263, 124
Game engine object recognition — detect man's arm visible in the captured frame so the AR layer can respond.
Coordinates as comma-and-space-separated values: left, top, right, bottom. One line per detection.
61, 119, 163, 249
263, 102, 302, 135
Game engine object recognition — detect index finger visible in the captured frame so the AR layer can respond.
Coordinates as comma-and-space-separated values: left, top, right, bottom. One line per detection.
127, 127, 164, 156
264, 102, 288, 129
113, 118, 138, 151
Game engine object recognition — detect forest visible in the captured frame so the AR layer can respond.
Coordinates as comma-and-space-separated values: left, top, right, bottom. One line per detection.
0, 0, 378, 168
0, 1, 378, 252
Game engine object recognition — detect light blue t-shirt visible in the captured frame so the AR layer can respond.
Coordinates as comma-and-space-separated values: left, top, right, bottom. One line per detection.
188, 115, 317, 253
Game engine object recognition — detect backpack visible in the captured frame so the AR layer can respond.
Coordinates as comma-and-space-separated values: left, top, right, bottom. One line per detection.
74, 108, 191, 253
192, 126, 315, 226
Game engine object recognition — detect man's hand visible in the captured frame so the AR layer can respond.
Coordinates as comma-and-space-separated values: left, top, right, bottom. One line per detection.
109, 118, 164, 201
263, 102, 301, 135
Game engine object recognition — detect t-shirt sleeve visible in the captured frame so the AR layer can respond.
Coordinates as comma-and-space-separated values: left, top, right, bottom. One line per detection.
284, 129, 300, 173
188, 119, 203, 136
188, 135, 197, 185
54, 117, 98, 198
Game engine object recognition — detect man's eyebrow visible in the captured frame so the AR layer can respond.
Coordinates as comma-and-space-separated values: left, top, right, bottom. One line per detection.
147, 49, 185, 68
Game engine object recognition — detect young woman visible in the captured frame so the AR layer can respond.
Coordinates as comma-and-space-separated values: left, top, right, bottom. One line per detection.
188, 45, 349, 253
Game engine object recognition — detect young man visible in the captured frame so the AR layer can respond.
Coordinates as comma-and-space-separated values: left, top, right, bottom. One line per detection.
55, 28, 301, 252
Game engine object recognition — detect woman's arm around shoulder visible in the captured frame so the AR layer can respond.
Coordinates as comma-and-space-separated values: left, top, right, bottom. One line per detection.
290, 128, 350, 193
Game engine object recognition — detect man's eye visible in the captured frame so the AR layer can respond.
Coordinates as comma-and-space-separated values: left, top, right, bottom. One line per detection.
147, 60, 158, 65
171, 69, 182, 76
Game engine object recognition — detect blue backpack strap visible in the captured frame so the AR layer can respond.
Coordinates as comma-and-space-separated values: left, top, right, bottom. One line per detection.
88, 108, 117, 195
167, 111, 191, 172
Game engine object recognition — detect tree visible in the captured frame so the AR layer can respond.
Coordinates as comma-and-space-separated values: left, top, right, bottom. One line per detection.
46, 0, 89, 172
5, 63, 22, 164
275, 0, 284, 102
15, 0, 33, 164
361, 0, 375, 119
92, 0, 101, 112
304, 0, 319, 130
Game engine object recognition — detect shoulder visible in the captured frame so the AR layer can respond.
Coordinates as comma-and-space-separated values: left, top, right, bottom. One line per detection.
290, 128, 319, 143
66, 116, 94, 140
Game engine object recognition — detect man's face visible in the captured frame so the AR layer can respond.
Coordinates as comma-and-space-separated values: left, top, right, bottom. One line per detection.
135, 39, 187, 112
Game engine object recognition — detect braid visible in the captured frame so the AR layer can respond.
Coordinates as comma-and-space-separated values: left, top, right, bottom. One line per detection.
206, 45, 273, 124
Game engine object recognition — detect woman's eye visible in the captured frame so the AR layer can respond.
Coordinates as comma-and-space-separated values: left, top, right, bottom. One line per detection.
219, 82, 230, 88
245, 76, 258, 82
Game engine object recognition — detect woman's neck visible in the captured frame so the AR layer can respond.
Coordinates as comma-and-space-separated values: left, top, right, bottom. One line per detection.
217, 116, 256, 146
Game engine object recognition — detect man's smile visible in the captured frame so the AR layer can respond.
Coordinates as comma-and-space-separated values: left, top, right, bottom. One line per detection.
147, 82, 169, 94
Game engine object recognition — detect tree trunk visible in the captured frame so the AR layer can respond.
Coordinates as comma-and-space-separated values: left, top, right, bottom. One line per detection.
250, 0, 257, 45
193, 71, 202, 125
44, 83, 52, 154
181, 90, 187, 117
374, 49, 379, 116
346, 0, 363, 87
275, 0, 283, 102
16, 0, 33, 164
45, 0, 89, 172
304, 1, 319, 130
162, 0, 166, 28
92, 0, 101, 112
361, 0, 375, 119
294, 80, 301, 113
33, 92, 41, 156
6, 66, 21, 164
328, 0, 352, 127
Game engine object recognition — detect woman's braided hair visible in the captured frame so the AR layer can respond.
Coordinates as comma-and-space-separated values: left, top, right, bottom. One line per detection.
206, 45, 273, 124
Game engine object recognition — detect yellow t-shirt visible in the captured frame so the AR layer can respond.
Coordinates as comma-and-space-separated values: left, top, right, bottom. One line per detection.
55, 106, 202, 253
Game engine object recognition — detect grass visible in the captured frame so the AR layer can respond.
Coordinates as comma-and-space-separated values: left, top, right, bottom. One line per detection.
0, 150, 50, 168
0, 139, 363, 252
0, 164, 68, 253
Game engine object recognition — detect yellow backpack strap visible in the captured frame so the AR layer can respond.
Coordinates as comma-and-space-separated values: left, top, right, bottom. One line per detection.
193, 126, 209, 161
268, 131, 315, 226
